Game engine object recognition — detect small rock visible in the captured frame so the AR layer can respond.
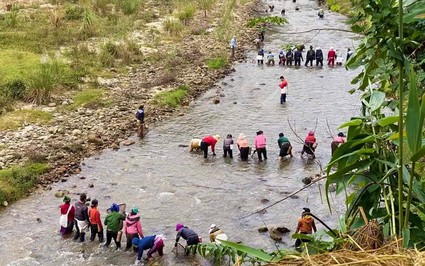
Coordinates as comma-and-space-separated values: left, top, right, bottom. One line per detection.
230, 78, 234, 81
88, 182, 94, 188
302, 177, 312, 185
111, 143, 120, 151
2, 201, 8, 207
233, 101, 237, 104
122, 140, 135, 146
72, 129, 82, 136
219, 93, 225, 97
258, 226, 268, 233
261, 198, 270, 204
36, 218, 42, 223
328, 184, 337, 192
178, 113, 184, 116
61, 101, 69, 105
61, 178, 67, 182
79, 176, 86, 179
48, 102, 56, 107
213, 97, 220, 104
260, 83, 266, 86
221, 82, 228, 86
54, 191, 64, 198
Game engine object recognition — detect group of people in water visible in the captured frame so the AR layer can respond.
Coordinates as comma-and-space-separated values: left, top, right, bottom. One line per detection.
192, 130, 346, 161
59, 193, 231, 263
256, 46, 354, 67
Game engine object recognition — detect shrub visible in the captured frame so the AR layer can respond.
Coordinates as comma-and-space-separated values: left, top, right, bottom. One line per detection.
0, 95, 14, 115
79, 7, 98, 38
123, 0, 143, 15
206, 57, 228, 69
153, 84, 189, 108
65, 5, 84, 20
0, 163, 49, 204
1, 80, 27, 101
69, 88, 107, 109
92, 0, 111, 15
176, 4, 196, 25
163, 17, 184, 35
99, 48, 115, 67
5, 5, 19, 28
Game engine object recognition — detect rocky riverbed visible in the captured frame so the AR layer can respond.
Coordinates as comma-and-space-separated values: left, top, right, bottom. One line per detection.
0, 0, 262, 192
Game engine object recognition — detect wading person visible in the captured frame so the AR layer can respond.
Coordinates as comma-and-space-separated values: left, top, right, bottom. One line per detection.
59, 195, 75, 235
223, 134, 234, 158
257, 48, 265, 65
266, 51, 275, 66
237, 133, 250, 161
208, 224, 228, 244
286, 49, 293, 66
279, 76, 288, 104
89, 199, 104, 242
331, 132, 346, 155
305, 46, 315, 67
254, 130, 267, 162
73, 193, 90, 242
301, 131, 318, 158
124, 207, 144, 251
200, 135, 220, 159
230, 36, 236, 57
278, 50, 286, 66
346, 48, 354, 61
135, 105, 145, 138
104, 203, 125, 250
278, 133, 293, 159
133, 235, 165, 264
175, 224, 200, 255
294, 48, 303, 66
294, 208, 317, 248
318, 8, 324, 18
327, 47, 336, 66
315, 47, 324, 67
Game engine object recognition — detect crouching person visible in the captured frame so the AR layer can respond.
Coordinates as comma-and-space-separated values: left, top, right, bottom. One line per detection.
175, 223, 200, 255
133, 235, 165, 264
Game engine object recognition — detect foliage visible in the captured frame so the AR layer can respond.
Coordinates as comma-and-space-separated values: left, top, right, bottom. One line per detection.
0, 110, 52, 131
247, 16, 288, 28
5, 5, 19, 28
79, 7, 98, 38
0, 163, 49, 204
122, 0, 143, 15
68, 88, 108, 109
198, 0, 216, 17
206, 57, 228, 69
326, 0, 425, 247
64, 5, 84, 20
153, 85, 188, 108
163, 17, 184, 35
176, 3, 196, 25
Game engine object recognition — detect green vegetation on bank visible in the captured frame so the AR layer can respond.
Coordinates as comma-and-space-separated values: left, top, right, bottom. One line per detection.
68, 88, 110, 110
206, 57, 228, 69
153, 85, 189, 108
0, 110, 53, 131
0, 163, 49, 204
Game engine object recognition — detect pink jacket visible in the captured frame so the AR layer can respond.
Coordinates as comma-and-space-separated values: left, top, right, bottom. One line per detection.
254, 134, 267, 149
124, 214, 143, 236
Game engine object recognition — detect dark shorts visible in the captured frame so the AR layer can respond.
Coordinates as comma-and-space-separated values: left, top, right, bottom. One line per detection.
279, 142, 291, 157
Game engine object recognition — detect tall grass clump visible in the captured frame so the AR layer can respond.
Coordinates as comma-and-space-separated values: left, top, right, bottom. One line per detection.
176, 3, 196, 25
206, 56, 228, 69
92, 0, 111, 15
79, 7, 98, 38
0, 163, 49, 204
163, 17, 184, 36
123, 0, 143, 15
5, 5, 19, 28
153, 84, 189, 108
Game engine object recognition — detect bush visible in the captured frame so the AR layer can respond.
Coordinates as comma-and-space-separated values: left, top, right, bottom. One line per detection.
92, 0, 111, 15
5, 5, 19, 28
1, 80, 26, 101
206, 57, 228, 69
0, 163, 49, 204
153, 84, 189, 108
123, 0, 143, 15
65, 5, 84, 20
163, 17, 184, 35
176, 4, 196, 25
79, 8, 98, 38
0, 95, 14, 115
68, 88, 107, 109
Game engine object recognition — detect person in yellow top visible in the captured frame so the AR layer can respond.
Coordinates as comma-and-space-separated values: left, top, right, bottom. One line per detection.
294, 208, 317, 248
208, 224, 228, 244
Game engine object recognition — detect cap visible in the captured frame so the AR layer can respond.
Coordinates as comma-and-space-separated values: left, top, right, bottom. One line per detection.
308, 131, 314, 136
176, 223, 184, 231
210, 224, 217, 229
63, 195, 71, 203
303, 207, 311, 213
131, 207, 139, 214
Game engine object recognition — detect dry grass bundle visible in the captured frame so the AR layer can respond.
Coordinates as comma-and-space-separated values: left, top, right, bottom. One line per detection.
345, 220, 384, 250
268, 241, 425, 266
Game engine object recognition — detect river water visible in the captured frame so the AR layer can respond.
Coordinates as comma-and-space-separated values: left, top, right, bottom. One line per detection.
0, 0, 361, 265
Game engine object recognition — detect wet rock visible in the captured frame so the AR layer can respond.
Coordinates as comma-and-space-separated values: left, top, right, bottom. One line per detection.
221, 82, 228, 86
219, 93, 225, 97
36, 218, 42, 223
233, 102, 237, 104
302, 176, 312, 185
79, 176, 86, 179
269, 226, 290, 242
260, 83, 266, 86
213, 97, 220, 104
54, 191, 65, 198
328, 184, 336, 192
178, 113, 185, 116
230, 78, 234, 81
261, 198, 270, 204
72, 129, 82, 136
111, 143, 120, 150
88, 182, 94, 188
2, 201, 8, 207
61, 178, 67, 182
122, 140, 135, 146
258, 226, 268, 233
48, 102, 57, 107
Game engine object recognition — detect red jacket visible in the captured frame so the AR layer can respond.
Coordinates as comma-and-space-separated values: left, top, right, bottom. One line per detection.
328, 50, 336, 59
89, 207, 103, 230
202, 136, 217, 153
305, 135, 316, 144
60, 203, 75, 223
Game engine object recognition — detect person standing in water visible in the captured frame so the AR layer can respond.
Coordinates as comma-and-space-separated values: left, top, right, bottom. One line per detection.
315, 47, 324, 67
230, 36, 236, 57
89, 199, 104, 242
254, 130, 267, 162
278, 133, 293, 159
73, 193, 90, 242
294, 48, 303, 66
223, 134, 234, 158
305, 46, 316, 67
279, 76, 288, 104
59, 195, 75, 235
200, 135, 220, 159
237, 133, 250, 161
104, 203, 126, 250
175, 224, 200, 255
328, 47, 336, 66
294, 208, 317, 248
124, 207, 144, 251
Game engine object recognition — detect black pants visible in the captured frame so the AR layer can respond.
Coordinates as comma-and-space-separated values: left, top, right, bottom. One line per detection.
240, 147, 249, 161
295, 59, 301, 66
223, 148, 233, 158
316, 59, 323, 66
90, 224, 104, 242
200, 141, 209, 158
258, 59, 264, 65
125, 233, 138, 250
73, 219, 86, 242
295, 232, 311, 247
305, 58, 314, 66
286, 58, 292, 65
186, 235, 199, 254
105, 230, 121, 248
280, 94, 286, 103
256, 148, 267, 161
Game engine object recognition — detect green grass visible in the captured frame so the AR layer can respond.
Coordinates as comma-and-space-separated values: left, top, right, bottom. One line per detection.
0, 110, 53, 131
153, 84, 189, 108
0, 50, 41, 83
206, 57, 228, 69
0, 163, 49, 204
68, 88, 110, 109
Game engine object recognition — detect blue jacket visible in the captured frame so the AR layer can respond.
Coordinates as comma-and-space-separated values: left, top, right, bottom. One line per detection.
137, 235, 156, 260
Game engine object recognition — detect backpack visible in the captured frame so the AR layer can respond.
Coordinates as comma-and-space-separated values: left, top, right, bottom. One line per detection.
60, 204, 72, 227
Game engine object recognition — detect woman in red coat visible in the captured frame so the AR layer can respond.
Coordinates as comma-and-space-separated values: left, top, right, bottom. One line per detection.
59, 195, 75, 235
